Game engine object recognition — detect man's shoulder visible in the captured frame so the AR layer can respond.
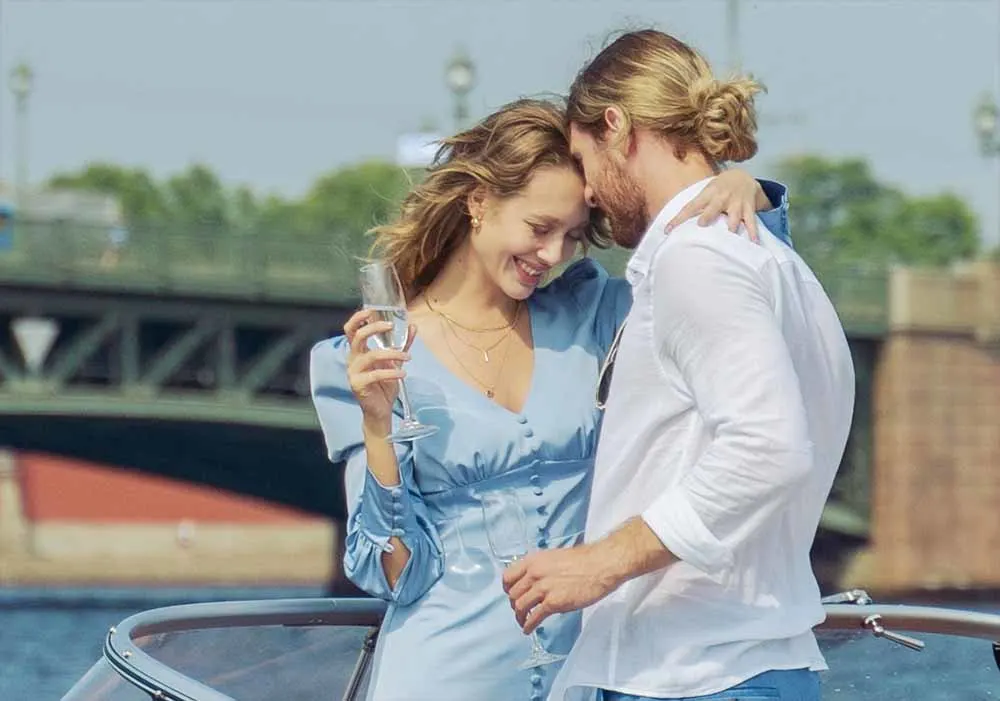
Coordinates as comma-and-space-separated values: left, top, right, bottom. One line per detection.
655, 218, 770, 274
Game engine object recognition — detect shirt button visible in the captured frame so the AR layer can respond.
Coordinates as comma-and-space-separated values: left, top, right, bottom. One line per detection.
536, 538, 547, 549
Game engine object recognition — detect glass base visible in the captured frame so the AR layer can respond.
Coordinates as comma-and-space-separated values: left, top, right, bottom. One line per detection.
518, 650, 566, 669
388, 420, 439, 443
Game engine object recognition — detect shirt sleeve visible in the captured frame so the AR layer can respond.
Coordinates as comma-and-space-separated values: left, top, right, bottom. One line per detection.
640, 233, 814, 575
310, 338, 444, 605
755, 179, 793, 248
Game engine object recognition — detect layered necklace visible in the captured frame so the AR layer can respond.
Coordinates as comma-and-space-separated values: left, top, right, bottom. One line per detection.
425, 296, 522, 399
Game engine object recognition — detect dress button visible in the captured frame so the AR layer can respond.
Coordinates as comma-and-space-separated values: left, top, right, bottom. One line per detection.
532, 486, 543, 496
523, 428, 534, 438
530, 671, 543, 685
392, 501, 405, 514
537, 538, 547, 549
529, 474, 541, 484
536, 505, 547, 515
390, 487, 403, 498
517, 415, 528, 424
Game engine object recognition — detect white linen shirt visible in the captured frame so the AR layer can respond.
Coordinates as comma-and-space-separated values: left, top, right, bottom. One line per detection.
549, 177, 856, 700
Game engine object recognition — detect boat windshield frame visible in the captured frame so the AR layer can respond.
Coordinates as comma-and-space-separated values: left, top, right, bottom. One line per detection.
96, 597, 1000, 701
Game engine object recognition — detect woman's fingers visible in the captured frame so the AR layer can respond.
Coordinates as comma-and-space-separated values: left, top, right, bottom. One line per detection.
350, 348, 410, 374
350, 319, 394, 356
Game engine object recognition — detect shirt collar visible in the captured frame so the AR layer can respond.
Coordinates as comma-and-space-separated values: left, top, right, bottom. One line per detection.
624, 176, 715, 287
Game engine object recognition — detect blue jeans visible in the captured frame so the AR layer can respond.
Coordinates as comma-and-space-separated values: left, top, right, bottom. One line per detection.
600, 668, 821, 701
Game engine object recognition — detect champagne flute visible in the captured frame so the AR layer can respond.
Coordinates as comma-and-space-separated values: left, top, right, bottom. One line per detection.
358, 260, 438, 442
480, 489, 566, 669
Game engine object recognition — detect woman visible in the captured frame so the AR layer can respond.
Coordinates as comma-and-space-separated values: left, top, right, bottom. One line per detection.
310, 98, 791, 701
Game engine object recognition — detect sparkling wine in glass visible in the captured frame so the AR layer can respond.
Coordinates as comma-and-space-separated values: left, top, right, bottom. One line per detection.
481, 489, 567, 669
358, 260, 438, 442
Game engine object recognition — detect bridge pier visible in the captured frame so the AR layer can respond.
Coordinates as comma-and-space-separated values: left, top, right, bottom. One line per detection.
845, 263, 1000, 594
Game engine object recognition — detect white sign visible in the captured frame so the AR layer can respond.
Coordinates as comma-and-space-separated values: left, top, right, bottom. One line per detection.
11, 317, 60, 373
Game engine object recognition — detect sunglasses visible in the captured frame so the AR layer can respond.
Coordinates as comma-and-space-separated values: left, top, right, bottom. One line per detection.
595, 322, 626, 410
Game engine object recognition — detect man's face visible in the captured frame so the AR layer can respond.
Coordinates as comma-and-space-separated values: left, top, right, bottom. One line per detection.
569, 123, 649, 249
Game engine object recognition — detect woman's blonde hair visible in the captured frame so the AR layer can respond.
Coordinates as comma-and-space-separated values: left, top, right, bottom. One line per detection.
371, 98, 610, 299
566, 29, 762, 164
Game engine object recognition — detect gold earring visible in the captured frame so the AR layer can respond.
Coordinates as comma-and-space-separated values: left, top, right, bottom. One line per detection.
472, 216, 481, 230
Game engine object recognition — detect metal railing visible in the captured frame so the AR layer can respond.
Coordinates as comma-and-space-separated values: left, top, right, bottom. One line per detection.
0, 219, 890, 333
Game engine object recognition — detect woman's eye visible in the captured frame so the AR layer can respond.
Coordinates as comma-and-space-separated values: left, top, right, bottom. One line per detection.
530, 223, 550, 237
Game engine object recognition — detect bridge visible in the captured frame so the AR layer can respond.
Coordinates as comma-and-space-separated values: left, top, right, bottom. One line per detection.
0, 219, 885, 538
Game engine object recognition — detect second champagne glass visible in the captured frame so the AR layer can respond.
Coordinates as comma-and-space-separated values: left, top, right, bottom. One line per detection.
358, 260, 438, 442
480, 489, 566, 669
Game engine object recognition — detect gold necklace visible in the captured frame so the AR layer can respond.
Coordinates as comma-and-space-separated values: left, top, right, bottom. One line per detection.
425, 296, 520, 333
440, 304, 521, 363
440, 321, 517, 399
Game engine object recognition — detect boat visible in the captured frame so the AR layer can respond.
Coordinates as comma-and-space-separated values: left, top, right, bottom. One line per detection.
62, 589, 1000, 701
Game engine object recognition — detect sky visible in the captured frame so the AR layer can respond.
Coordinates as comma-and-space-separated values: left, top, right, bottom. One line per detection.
1, 0, 998, 245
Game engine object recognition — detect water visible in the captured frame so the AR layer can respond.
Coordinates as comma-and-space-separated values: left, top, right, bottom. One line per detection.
363, 304, 409, 351
0, 586, 324, 700
2, 588, 998, 700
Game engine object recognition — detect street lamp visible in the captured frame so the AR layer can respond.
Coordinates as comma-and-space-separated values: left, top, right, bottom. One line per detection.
444, 47, 476, 131
973, 93, 999, 156
8, 62, 35, 207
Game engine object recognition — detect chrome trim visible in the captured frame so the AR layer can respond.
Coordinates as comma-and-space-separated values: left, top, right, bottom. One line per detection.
818, 603, 1000, 641
94, 597, 1000, 699
103, 598, 388, 701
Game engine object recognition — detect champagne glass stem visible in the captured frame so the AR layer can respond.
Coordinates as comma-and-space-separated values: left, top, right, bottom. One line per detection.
397, 378, 416, 422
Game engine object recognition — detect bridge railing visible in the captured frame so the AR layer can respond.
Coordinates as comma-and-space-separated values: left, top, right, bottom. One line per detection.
0, 219, 890, 333
0, 219, 368, 304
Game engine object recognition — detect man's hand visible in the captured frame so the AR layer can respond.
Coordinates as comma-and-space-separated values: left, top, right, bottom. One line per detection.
502, 544, 622, 634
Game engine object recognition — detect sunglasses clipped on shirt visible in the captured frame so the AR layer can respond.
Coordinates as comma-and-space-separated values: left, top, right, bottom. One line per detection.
595, 322, 626, 410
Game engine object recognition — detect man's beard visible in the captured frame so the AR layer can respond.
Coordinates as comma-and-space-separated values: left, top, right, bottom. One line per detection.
595, 155, 648, 250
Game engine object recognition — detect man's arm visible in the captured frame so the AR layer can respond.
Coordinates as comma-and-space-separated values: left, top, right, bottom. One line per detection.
613, 233, 813, 578
504, 232, 813, 631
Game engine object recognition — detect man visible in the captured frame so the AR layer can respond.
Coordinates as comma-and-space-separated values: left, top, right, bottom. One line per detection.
503, 29, 855, 701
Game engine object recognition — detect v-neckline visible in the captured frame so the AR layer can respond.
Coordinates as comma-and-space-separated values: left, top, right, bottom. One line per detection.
413, 297, 539, 418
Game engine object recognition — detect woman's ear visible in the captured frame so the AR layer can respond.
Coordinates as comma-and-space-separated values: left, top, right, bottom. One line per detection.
466, 187, 487, 223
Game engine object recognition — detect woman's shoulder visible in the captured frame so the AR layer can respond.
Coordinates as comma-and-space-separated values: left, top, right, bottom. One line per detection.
534, 257, 613, 312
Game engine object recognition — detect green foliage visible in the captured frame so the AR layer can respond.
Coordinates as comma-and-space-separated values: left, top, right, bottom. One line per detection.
46, 160, 412, 262
775, 155, 980, 269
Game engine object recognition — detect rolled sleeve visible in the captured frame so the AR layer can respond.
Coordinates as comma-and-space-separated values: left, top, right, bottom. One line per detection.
643, 231, 813, 574
755, 179, 792, 248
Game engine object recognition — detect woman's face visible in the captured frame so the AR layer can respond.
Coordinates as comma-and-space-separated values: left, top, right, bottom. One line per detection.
468, 165, 591, 301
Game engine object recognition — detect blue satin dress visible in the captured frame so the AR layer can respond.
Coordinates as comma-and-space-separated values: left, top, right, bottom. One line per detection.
309, 194, 791, 701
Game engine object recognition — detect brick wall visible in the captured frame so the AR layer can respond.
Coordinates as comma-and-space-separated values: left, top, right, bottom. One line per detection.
864, 263, 1000, 592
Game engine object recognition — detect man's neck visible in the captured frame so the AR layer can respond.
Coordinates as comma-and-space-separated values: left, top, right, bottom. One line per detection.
637, 141, 717, 221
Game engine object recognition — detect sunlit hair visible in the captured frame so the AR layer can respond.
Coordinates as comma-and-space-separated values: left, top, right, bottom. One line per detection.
566, 29, 762, 164
371, 98, 610, 299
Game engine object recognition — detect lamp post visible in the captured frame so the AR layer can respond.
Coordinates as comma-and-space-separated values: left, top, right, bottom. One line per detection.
973, 93, 999, 156
8, 62, 35, 208
973, 93, 999, 246
444, 47, 476, 131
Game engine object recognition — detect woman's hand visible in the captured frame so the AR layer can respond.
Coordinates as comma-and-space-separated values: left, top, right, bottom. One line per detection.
344, 309, 415, 433
665, 169, 771, 242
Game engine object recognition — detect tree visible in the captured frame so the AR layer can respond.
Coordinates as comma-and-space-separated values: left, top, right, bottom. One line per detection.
48, 162, 168, 230
776, 155, 980, 268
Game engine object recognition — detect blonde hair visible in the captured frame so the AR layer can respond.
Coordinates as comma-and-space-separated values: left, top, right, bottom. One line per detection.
371, 98, 610, 299
566, 29, 762, 164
